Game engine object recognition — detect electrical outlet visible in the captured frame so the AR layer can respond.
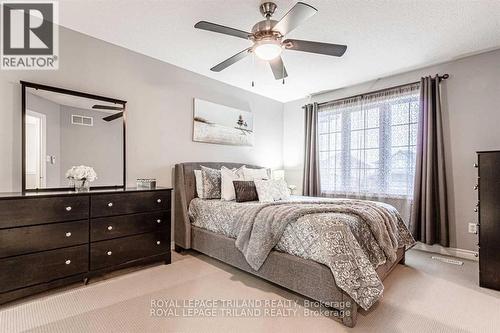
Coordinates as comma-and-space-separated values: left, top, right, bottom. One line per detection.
468, 223, 478, 234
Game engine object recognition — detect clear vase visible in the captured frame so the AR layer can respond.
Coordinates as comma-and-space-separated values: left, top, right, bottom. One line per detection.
74, 179, 90, 192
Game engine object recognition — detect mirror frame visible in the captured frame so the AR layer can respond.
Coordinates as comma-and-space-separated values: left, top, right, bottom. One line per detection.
21, 81, 127, 192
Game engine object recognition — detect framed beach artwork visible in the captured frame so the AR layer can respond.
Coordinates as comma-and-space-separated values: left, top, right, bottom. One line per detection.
193, 98, 254, 146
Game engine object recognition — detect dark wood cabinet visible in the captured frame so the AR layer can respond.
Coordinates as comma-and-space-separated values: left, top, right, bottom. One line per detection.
0, 220, 88, 258
0, 245, 89, 293
90, 231, 169, 270
477, 151, 500, 290
91, 211, 169, 242
0, 195, 89, 228
90, 191, 171, 217
0, 188, 172, 305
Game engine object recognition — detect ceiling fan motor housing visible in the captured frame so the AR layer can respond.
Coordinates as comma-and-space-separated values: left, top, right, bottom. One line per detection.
251, 19, 282, 42
260, 2, 277, 18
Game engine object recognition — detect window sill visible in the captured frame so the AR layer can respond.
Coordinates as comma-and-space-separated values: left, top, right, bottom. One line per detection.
320, 191, 413, 201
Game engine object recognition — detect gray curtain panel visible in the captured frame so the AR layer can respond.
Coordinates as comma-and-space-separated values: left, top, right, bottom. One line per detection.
410, 76, 449, 246
302, 102, 321, 196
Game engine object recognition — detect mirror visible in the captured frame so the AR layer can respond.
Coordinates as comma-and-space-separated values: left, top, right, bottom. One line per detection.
22, 82, 126, 191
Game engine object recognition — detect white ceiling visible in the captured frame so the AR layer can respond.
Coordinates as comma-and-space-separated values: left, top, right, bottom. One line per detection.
29, 88, 119, 113
58, 0, 500, 102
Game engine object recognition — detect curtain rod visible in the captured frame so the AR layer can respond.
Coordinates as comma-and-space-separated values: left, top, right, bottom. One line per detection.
307, 74, 449, 109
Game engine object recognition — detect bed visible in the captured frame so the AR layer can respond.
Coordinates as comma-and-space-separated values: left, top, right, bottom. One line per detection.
174, 162, 413, 327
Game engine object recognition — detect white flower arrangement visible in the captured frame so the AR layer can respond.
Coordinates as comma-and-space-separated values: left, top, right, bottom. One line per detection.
66, 165, 97, 183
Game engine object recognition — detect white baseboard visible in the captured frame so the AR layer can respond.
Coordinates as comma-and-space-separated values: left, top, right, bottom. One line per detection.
412, 242, 478, 261
171, 241, 175, 250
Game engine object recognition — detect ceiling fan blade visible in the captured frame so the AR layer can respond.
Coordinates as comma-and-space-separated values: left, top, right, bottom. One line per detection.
194, 21, 251, 40
211, 48, 251, 72
269, 56, 288, 80
102, 112, 123, 122
272, 2, 317, 36
93, 105, 124, 111
284, 39, 347, 57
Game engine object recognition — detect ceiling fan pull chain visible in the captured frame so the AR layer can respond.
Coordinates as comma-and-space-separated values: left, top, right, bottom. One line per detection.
282, 64, 285, 85
251, 52, 256, 87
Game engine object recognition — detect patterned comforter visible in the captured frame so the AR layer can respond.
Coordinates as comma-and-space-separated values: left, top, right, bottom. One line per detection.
188, 196, 415, 310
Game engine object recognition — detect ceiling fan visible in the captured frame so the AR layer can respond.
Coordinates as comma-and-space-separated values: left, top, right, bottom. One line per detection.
194, 1, 347, 81
92, 104, 124, 122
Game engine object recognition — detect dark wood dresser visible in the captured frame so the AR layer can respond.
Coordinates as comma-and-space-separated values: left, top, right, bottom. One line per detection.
476, 151, 500, 290
0, 188, 172, 305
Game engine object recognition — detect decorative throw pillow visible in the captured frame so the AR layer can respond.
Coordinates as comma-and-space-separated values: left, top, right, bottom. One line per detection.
233, 181, 259, 202
242, 166, 270, 181
254, 179, 290, 203
220, 166, 245, 201
200, 166, 221, 199
194, 170, 204, 198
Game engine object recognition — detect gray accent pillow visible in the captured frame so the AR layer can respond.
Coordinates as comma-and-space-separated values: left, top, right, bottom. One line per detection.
233, 181, 259, 202
201, 166, 221, 199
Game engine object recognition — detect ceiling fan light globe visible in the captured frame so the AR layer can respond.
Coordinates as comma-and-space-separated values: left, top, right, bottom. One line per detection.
254, 42, 282, 61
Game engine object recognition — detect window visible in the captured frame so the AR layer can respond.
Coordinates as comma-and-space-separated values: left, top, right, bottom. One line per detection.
318, 83, 420, 198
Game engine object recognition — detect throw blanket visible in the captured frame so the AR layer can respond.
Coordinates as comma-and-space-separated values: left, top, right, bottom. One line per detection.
232, 199, 415, 310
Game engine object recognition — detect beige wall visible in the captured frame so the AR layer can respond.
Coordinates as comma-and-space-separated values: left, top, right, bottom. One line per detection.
283, 48, 500, 251
0, 27, 284, 193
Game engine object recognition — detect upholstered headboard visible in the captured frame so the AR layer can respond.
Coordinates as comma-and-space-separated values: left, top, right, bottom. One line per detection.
174, 162, 265, 249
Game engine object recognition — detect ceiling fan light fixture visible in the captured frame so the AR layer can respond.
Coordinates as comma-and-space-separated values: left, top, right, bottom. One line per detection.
254, 40, 282, 61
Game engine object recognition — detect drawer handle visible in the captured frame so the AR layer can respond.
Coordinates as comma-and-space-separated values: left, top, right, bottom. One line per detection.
474, 208, 478, 212
108, 202, 114, 207
107, 226, 113, 231
66, 206, 72, 211
157, 219, 162, 224
473, 163, 478, 168
157, 199, 162, 203
107, 251, 112, 256
156, 241, 161, 245
65, 260, 71, 265
65, 232, 72, 237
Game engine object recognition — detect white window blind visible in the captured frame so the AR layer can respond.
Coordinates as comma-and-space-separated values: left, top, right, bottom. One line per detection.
318, 83, 420, 198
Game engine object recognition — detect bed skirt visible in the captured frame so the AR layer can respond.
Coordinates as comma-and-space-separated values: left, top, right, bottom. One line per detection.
185, 225, 405, 328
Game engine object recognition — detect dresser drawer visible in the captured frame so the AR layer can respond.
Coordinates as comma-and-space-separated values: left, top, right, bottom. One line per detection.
0, 196, 89, 229
0, 245, 88, 293
91, 211, 170, 242
0, 220, 88, 258
91, 191, 171, 217
90, 232, 169, 270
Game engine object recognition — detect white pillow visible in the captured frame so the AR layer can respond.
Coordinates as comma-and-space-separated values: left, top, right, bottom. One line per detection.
242, 167, 270, 181
254, 179, 290, 203
194, 170, 204, 198
220, 166, 245, 201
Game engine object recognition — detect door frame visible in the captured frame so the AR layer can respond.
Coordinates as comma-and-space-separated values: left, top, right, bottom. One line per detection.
25, 110, 47, 188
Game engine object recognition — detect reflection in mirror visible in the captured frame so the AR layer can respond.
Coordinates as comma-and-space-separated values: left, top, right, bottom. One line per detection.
24, 86, 124, 190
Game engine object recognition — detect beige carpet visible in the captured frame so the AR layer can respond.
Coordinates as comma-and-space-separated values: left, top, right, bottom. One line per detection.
1, 249, 499, 333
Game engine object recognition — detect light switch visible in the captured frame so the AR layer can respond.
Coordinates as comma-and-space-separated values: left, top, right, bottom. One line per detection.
468, 223, 478, 234
46, 155, 56, 164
